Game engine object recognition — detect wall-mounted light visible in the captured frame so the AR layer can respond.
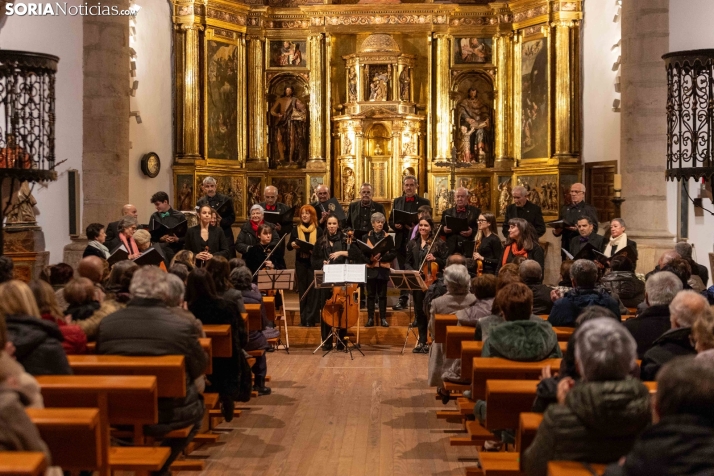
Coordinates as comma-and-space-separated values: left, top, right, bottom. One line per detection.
130, 80, 139, 97
612, 99, 621, 112
612, 55, 621, 71
130, 111, 142, 124
611, 39, 621, 50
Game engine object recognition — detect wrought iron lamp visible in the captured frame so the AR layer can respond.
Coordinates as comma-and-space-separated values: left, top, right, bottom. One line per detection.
0, 50, 59, 254
663, 49, 714, 183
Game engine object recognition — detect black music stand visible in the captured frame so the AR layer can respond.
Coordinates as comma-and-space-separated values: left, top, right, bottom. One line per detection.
312, 266, 366, 359
257, 269, 295, 354
389, 270, 428, 354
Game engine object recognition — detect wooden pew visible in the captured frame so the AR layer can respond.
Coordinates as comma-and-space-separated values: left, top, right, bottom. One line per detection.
548, 462, 606, 476
0, 453, 47, 476
476, 412, 543, 475
553, 327, 574, 342
445, 325, 476, 359
199, 337, 213, 374
471, 357, 562, 400
434, 314, 458, 344
203, 324, 232, 357
484, 380, 539, 431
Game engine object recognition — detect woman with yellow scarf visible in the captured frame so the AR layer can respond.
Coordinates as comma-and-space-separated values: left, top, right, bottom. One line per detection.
290, 205, 322, 327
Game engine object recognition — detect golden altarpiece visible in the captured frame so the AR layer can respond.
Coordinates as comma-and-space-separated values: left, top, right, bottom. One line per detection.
170, 0, 584, 229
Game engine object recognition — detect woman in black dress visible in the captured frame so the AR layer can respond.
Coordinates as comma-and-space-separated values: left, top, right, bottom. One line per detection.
470, 213, 503, 275
289, 205, 322, 327
405, 218, 447, 353
501, 217, 544, 270
242, 223, 286, 279
311, 214, 350, 350
184, 205, 230, 265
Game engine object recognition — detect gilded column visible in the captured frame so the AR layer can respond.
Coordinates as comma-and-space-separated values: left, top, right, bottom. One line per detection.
513, 32, 522, 163
494, 32, 513, 167
238, 34, 247, 167
553, 20, 574, 157
247, 35, 266, 166
308, 33, 325, 165
434, 33, 451, 161
174, 19, 202, 160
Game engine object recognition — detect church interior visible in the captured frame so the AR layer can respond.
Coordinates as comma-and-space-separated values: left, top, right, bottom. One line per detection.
0, 0, 714, 475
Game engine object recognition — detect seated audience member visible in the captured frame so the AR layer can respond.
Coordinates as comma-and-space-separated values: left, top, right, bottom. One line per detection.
77, 260, 137, 341
49, 262, 74, 311
185, 268, 247, 420
429, 265, 476, 393
0, 256, 14, 283
674, 241, 709, 286
229, 266, 272, 396
603, 357, 714, 476
519, 260, 553, 315
532, 306, 619, 413
692, 308, 714, 360
228, 258, 246, 271
168, 263, 189, 283
30, 280, 87, 355
77, 255, 106, 296
644, 249, 680, 281
64, 277, 101, 323
170, 249, 195, 271
600, 255, 645, 308
455, 274, 498, 327
664, 257, 703, 292
0, 280, 71, 375
497, 262, 521, 284
641, 290, 710, 380
624, 271, 682, 358
551, 259, 575, 301
422, 254, 467, 325
133, 229, 168, 268
523, 318, 650, 476
83, 222, 110, 259
548, 259, 621, 327
96, 266, 207, 473
206, 257, 246, 315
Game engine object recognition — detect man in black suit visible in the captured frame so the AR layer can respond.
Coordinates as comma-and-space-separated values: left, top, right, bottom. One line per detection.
569, 216, 604, 256
345, 183, 385, 236
311, 184, 344, 230
389, 174, 430, 310
440, 186, 480, 256
674, 241, 708, 286
105, 203, 138, 251
553, 182, 598, 256
196, 176, 236, 254
149, 191, 186, 262
260, 185, 292, 269
502, 185, 546, 237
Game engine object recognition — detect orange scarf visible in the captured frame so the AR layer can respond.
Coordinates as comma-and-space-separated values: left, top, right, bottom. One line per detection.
502, 242, 528, 266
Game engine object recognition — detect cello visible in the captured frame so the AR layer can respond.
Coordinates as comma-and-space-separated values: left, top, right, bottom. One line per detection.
419, 224, 442, 287
321, 231, 360, 330
473, 235, 484, 277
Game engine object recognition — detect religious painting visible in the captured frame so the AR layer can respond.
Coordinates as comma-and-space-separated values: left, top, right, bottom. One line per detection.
496, 175, 513, 219
453, 72, 494, 167
521, 37, 549, 159
366, 65, 391, 102
454, 38, 493, 65
432, 175, 450, 217
195, 175, 244, 219
175, 174, 194, 212
271, 177, 305, 217
268, 40, 307, 68
559, 174, 579, 209
206, 40, 238, 160
515, 174, 559, 216
308, 176, 324, 204
268, 76, 309, 169
246, 176, 264, 215
457, 176, 491, 211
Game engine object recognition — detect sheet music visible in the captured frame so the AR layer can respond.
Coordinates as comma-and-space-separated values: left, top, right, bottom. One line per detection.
323, 264, 345, 283
343, 264, 366, 283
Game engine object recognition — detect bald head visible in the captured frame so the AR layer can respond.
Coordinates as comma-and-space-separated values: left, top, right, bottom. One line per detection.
446, 254, 466, 268
316, 185, 330, 203
122, 204, 138, 218
669, 290, 711, 329
263, 185, 278, 206
659, 250, 681, 269
78, 256, 104, 284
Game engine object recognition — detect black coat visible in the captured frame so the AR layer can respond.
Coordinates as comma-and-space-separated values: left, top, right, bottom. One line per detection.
259, 201, 293, 237
104, 220, 121, 253
311, 233, 350, 269
569, 232, 605, 257
235, 221, 280, 256
526, 281, 554, 315
243, 243, 286, 277
82, 244, 107, 260
389, 195, 431, 249
468, 233, 503, 275
558, 201, 599, 255
184, 225, 230, 260
502, 200, 546, 237
96, 298, 207, 434
196, 193, 235, 246
405, 236, 447, 273
501, 242, 545, 270
348, 230, 396, 280
345, 200, 386, 233
5, 315, 72, 376
440, 205, 481, 254
603, 414, 714, 476
640, 327, 696, 381
149, 208, 187, 254
311, 200, 346, 230
602, 238, 639, 269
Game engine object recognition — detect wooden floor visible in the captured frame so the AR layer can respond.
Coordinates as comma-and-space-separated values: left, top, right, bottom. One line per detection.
182, 348, 479, 476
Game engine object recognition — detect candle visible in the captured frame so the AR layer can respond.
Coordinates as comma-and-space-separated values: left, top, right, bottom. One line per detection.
613, 174, 622, 190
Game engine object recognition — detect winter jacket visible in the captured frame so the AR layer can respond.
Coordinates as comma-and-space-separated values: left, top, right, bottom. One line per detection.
0, 387, 51, 463
482, 320, 562, 361
5, 315, 72, 376
522, 379, 651, 476
455, 298, 495, 327
640, 327, 696, 381
548, 288, 621, 327
64, 301, 101, 322
603, 414, 714, 476
41, 313, 87, 355
600, 271, 645, 308
525, 281, 554, 315
623, 304, 672, 359
76, 293, 129, 341
96, 298, 207, 435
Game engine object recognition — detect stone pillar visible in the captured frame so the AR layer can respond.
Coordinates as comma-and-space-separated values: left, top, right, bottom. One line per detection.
65, 0, 130, 264
434, 33, 451, 161
620, 0, 674, 270
175, 24, 202, 160
553, 20, 574, 158
308, 33, 325, 166
247, 36, 267, 168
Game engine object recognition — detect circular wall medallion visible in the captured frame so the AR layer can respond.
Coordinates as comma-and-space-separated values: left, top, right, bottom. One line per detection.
141, 152, 161, 178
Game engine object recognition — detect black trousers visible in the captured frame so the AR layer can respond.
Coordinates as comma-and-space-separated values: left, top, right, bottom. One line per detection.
412, 290, 427, 344
366, 278, 388, 321
296, 259, 321, 325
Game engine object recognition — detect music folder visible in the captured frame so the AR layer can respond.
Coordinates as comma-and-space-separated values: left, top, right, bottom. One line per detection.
150, 219, 188, 242
294, 239, 314, 252
354, 235, 395, 257
315, 198, 346, 221
133, 247, 165, 267
263, 207, 295, 225
572, 242, 598, 261
444, 215, 470, 234
546, 219, 566, 229
107, 245, 129, 266
393, 209, 419, 226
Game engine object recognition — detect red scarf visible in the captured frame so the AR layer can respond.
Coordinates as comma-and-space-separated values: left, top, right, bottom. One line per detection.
250, 219, 264, 235
502, 242, 528, 266
119, 232, 138, 255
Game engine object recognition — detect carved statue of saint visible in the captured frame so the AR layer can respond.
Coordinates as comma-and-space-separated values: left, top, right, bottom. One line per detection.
399, 67, 410, 101
457, 87, 491, 164
347, 67, 358, 103
343, 168, 356, 202
5, 182, 38, 225
342, 135, 352, 156
498, 181, 512, 217
270, 86, 308, 166
369, 72, 388, 101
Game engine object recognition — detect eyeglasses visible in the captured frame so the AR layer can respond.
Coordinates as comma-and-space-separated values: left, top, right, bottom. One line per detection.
570, 190, 584, 194
477, 219, 488, 223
